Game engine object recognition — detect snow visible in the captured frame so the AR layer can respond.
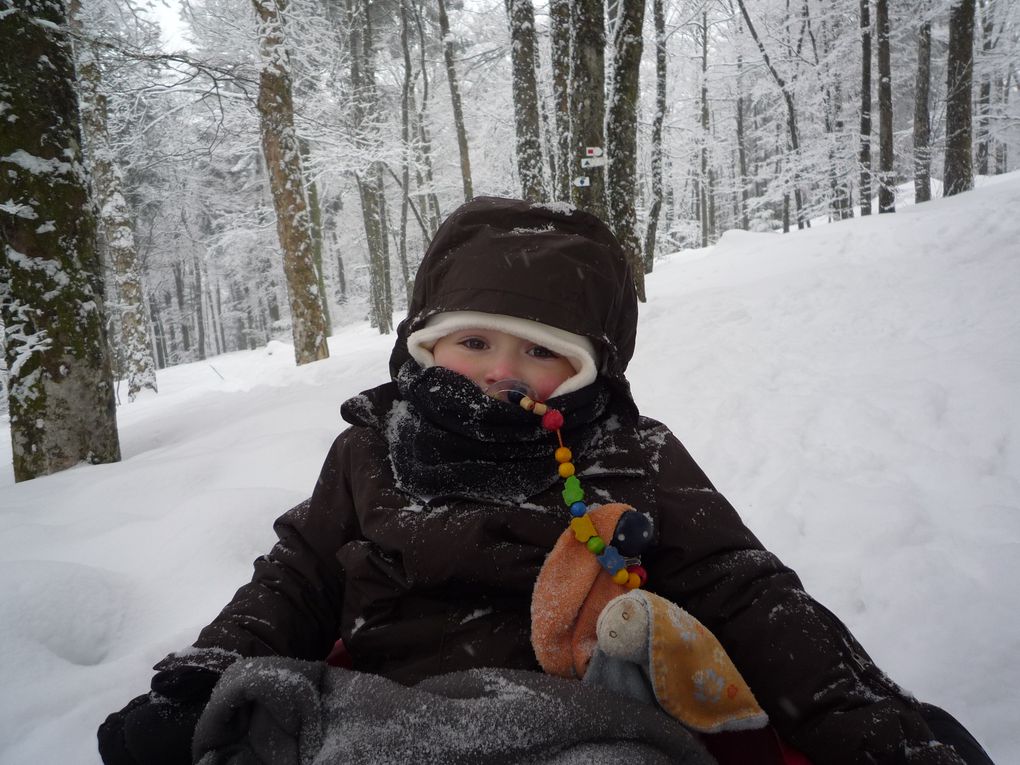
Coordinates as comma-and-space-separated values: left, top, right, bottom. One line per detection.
1, 176, 1019, 762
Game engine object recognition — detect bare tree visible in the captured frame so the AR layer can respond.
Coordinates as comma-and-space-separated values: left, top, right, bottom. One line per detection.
913, 10, 932, 203
251, 0, 330, 363
945, 0, 976, 196
1, 0, 121, 481
643, 0, 667, 272
606, 0, 646, 300
506, 0, 546, 201
549, 0, 571, 201
860, 0, 873, 215
736, 0, 804, 230
437, 0, 473, 201
876, 0, 894, 212
569, 0, 607, 219
70, 0, 158, 400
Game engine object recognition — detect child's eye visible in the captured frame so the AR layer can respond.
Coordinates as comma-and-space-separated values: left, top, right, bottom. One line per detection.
528, 345, 560, 359
458, 337, 488, 351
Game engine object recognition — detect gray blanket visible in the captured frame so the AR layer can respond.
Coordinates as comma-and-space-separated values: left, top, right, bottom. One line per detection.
192, 658, 715, 765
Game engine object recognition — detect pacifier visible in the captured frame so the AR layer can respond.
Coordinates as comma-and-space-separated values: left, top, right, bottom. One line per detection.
484, 379, 536, 405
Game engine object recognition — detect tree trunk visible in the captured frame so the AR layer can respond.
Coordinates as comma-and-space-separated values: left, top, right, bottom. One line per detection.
606, 0, 646, 301
70, 1, 158, 401
643, 0, 666, 271
252, 0, 329, 364
569, 0, 606, 219
876, 0, 894, 213
411, 2, 442, 234
0, 0, 121, 481
299, 138, 332, 335
193, 254, 207, 361
506, 0, 546, 201
437, 0, 473, 201
859, 0, 873, 215
975, 0, 993, 176
913, 17, 932, 203
347, 0, 393, 333
699, 12, 711, 246
549, 0, 571, 201
945, 0, 975, 196
734, 16, 750, 231
736, 0, 804, 230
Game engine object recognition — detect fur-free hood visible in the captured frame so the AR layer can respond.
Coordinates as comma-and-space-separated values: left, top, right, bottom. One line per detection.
388, 197, 639, 410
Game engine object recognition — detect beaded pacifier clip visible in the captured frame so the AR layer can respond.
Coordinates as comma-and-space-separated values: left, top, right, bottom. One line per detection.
487, 380, 652, 588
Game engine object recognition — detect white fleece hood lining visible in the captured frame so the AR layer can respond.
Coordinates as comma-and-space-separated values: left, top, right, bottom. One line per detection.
406, 311, 598, 399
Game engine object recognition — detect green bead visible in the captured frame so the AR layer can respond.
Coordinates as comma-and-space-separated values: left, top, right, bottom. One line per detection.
561, 475, 584, 505
586, 535, 605, 554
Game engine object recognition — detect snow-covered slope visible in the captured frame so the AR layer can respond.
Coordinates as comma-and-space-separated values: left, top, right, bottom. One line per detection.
2, 176, 1018, 763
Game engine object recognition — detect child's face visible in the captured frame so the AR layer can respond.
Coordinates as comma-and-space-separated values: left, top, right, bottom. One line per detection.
432, 329, 576, 402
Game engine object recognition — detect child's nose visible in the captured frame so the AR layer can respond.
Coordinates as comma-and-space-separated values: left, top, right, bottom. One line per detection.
484, 352, 519, 383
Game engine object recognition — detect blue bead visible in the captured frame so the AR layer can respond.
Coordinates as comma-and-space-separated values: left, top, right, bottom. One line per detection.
570, 501, 588, 517
597, 545, 626, 574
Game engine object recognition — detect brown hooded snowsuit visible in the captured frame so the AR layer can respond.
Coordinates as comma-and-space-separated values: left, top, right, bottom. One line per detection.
165, 198, 956, 764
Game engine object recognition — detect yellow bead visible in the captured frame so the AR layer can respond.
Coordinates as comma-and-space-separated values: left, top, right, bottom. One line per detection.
613, 568, 631, 585
555, 447, 572, 463
519, 396, 535, 411
532, 402, 548, 416
626, 573, 641, 590
570, 515, 596, 543
558, 462, 575, 478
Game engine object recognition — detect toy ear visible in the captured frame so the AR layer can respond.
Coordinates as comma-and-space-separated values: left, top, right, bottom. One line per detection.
595, 592, 651, 663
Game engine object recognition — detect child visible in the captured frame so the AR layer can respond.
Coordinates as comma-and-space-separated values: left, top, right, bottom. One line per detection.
99, 197, 991, 764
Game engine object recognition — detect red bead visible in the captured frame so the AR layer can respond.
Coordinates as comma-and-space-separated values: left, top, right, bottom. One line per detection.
626, 564, 648, 586
541, 409, 564, 430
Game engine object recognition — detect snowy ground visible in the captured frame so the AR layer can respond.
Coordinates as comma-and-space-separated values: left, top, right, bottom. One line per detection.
1, 176, 1018, 763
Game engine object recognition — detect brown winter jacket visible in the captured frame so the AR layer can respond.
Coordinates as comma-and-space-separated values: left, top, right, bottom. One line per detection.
164, 198, 959, 764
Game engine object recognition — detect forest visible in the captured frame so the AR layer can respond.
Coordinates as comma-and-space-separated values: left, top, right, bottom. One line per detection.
1, 0, 1019, 482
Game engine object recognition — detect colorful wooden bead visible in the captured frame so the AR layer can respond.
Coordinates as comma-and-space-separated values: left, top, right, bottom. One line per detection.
555, 447, 572, 463
570, 514, 596, 542
569, 501, 587, 517
558, 462, 575, 478
541, 409, 564, 430
626, 573, 641, 589
561, 475, 584, 505
519, 396, 535, 411
597, 545, 625, 574
626, 564, 648, 586
613, 568, 631, 585
586, 535, 606, 554
532, 402, 548, 416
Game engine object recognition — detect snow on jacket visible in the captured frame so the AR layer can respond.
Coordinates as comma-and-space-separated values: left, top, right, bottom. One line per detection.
161, 198, 958, 764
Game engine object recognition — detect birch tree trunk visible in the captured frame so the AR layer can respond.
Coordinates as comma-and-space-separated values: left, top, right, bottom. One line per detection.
506, 0, 546, 201
945, 0, 975, 196
252, 0, 330, 363
437, 0, 473, 202
876, 0, 895, 213
913, 16, 932, 203
0, 0, 121, 481
70, 0, 158, 401
859, 0, 873, 215
643, 0, 666, 272
569, 0, 607, 219
549, 0, 571, 201
606, 0, 645, 301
